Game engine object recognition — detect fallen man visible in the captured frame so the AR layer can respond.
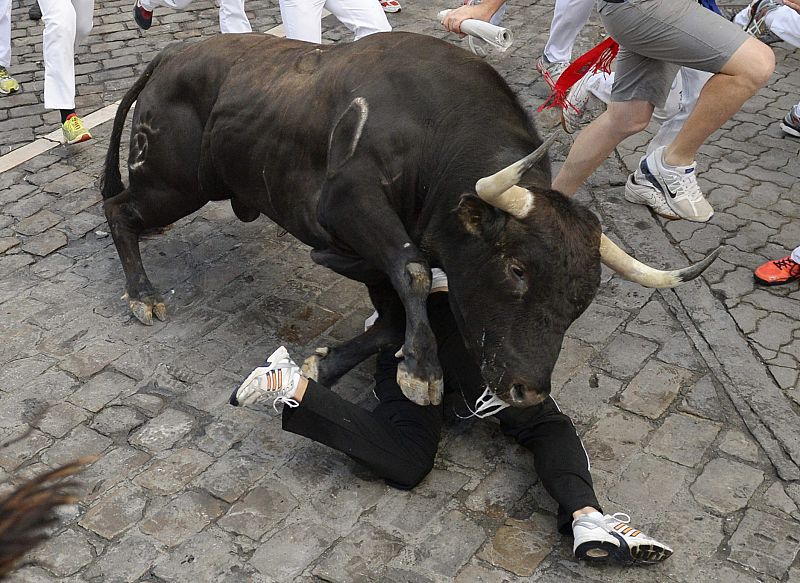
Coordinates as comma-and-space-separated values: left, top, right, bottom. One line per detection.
230, 273, 673, 565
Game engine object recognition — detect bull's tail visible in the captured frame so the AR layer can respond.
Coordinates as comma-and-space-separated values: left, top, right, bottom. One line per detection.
101, 49, 169, 200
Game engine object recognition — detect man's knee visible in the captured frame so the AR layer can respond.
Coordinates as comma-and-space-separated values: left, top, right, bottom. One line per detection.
748, 42, 776, 88
605, 103, 652, 136
727, 37, 776, 89
386, 457, 435, 490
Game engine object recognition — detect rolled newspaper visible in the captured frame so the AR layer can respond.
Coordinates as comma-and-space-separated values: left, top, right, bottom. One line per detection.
437, 9, 514, 53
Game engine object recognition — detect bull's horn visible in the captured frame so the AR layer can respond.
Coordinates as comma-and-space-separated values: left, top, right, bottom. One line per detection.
600, 233, 721, 288
474, 132, 558, 219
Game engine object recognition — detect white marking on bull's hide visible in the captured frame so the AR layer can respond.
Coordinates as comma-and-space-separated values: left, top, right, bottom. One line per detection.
128, 126, 150, 171
347, 97, 369, 159
403, 242, 411, 248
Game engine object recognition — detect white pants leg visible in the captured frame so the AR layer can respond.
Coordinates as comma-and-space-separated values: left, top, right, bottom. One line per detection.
279, 0, 326, 42
765, 6, 800, 47
40, 0, 94, 110
735, 5, 800, 46
791, 246, 800, 263
543, 0, 594, 63
0, 0, 11, 68
139, 0, 193, 11
646, 68, 712, 156
139, 0, 250, 33
324, 0, 389, 40
218, 0, 251, 32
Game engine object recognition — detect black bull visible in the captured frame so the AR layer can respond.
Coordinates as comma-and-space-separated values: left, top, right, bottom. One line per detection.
102, 32, 718, 408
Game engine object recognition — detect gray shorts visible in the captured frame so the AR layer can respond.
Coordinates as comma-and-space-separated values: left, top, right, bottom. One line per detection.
596, 0, 751, 108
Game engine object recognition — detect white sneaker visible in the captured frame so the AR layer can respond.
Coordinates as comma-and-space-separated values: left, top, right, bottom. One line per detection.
572, 512, 673, 564
536, 56, 570, 88
230, 346, 301, 411
624, 169, 680, 220
640, 147, 714, 223
561, 72, 594, 134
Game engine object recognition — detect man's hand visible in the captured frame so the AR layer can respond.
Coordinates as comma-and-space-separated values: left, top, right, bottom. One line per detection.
784, 0, 800, 13
440, 2, 498, 35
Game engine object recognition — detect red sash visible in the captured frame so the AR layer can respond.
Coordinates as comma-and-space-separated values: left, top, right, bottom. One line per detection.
537, 36, 619, 113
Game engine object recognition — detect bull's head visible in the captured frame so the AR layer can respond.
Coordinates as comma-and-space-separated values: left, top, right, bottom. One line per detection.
442, 136, 719, 408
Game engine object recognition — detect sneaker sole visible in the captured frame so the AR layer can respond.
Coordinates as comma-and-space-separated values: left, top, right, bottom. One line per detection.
65, 133, 92, 145
381, 5, 401, 12
780, 122, 800, 138
576, 540, 673, 564
623, 181, 680, 220
753, 273, 800, 286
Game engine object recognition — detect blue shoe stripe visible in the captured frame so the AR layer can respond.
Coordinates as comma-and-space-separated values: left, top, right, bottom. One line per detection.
640, 158, 667, 197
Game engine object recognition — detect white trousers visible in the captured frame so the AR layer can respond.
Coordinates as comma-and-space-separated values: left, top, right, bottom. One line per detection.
734, 5, 800, 47
139, 0, 252, 33
40, 0, 94, 110
793, 246, 800, 263
543, 0, 594, 63
1, 0, 10, 68
279, 0, 390, 44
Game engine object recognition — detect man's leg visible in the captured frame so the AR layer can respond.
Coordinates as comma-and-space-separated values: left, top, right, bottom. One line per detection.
279, 0, 326, 43
552, 99, 654, 196
218, 0, 252, 33
665, 37, 773, 166
542, 0, 595, 64
323, 0, 390, 41
233, 345, 442, 490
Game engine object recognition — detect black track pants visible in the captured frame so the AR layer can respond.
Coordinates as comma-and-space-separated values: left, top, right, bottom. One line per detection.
282, 293, 600, 534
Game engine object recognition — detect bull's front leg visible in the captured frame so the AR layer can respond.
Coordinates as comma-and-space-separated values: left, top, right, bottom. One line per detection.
391, 260, 443, 405
316, 201, 443, 404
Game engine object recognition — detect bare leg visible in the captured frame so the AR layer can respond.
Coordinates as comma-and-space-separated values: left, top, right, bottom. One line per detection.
665, 37, 774, 166
552, 100, 654, 196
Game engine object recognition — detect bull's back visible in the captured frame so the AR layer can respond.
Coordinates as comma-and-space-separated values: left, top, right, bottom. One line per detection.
134, 33, 536, 246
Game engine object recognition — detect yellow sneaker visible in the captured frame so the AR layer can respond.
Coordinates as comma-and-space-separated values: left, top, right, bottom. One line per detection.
0, 67, 20, 95
62, 114, 92, 145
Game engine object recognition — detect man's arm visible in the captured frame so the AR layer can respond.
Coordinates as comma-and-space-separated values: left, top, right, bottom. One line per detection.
441, 0, 505, 34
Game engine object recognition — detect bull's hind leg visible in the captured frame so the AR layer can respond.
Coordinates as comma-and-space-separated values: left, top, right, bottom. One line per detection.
104, 185, 206, 325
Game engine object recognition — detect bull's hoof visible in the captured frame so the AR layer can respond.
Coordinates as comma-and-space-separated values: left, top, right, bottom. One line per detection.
396, 360, 443, 406
301, 347, 329, 381
126, 295, 167, 326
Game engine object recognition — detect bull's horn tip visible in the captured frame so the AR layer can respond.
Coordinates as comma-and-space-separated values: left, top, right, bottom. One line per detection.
678, 245, 723, 283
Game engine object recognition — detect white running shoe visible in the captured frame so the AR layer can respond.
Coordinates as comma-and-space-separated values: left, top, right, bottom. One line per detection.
230, 346, 301, 411
640, 147, 713, 223
536, 56, 570, 88
561, 72, 594, 134
572, 512, 673, 564
624, 169, 680, 220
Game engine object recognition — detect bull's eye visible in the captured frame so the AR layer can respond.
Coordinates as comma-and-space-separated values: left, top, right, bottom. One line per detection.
510, 264, 525, 279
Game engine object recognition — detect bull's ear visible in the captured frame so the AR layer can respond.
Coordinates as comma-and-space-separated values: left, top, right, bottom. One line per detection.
327, 97, 369, 177
456, 194, 505, 238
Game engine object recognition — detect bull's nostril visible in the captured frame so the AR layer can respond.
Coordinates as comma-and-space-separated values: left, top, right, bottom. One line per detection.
511, 384, 525, 402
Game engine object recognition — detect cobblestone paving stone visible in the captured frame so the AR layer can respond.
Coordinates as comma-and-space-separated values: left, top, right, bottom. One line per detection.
1, 0, 799, 581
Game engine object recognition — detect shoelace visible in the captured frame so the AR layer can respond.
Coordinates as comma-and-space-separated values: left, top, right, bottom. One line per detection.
773, 257, 800, 273
665, 169, 703, 203
255, 364, 300, 412
457, 385, 511, 419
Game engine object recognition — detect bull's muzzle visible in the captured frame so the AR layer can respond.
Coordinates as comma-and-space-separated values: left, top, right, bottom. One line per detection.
508, 382, 549, 408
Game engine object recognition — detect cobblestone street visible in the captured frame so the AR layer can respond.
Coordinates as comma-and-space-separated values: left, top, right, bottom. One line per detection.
1, 0, 799, 581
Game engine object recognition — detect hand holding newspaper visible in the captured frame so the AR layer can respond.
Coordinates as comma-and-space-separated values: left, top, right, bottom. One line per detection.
437, 9, 514, 54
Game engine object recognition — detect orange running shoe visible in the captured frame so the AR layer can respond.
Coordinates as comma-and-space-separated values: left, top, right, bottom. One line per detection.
754, 255, 800, 286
